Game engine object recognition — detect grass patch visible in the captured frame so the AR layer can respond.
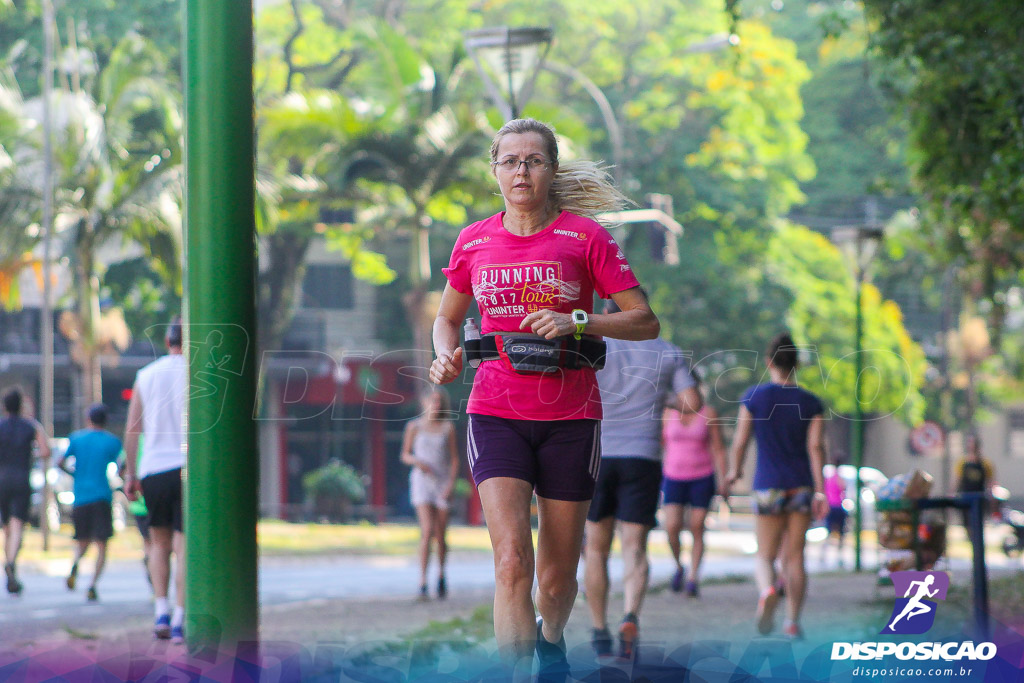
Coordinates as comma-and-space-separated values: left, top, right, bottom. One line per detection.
948, 570, 1024, 628
62, 626, 99, 640
341, 606, 496, 675
407, 605, 495, 645
256, 521, 493, 556
18, 521, 493, 564
18, 525, 146, 565
703, 573, 752, 586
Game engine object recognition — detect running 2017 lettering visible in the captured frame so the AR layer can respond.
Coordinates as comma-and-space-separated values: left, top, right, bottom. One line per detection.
831, 641, 996, 661
479, 265, 558, 285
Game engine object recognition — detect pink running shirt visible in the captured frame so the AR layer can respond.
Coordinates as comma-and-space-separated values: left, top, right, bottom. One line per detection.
443, 211, 640, 421
825, 471, 846, 507
662, 407, 715, 481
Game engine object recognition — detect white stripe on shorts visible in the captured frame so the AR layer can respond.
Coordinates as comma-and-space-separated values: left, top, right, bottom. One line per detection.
467, 415, 478, 467
589, 422, 601, 479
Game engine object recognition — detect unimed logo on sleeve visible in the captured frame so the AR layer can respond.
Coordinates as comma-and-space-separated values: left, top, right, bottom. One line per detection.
882, 570, 950, 635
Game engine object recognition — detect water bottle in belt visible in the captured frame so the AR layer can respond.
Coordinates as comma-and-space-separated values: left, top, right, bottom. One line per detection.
464, 318, 481, 368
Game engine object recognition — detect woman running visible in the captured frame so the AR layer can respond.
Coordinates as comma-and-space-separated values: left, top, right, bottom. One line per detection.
725, 332, 828, 639
661, 375, 726, 597
430, 118, 659, 678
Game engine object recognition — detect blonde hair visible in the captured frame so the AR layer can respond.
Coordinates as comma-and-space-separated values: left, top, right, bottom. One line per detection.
490, 118, 632, 219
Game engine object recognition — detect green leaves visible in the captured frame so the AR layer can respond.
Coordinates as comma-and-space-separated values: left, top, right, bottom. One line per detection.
324, 225, 396, 286
767, 222, 926, 424
861, 0, 1024, 341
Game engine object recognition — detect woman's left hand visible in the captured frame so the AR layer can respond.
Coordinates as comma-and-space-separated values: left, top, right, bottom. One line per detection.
812, 492, 829, 520
520, 309, 576, 339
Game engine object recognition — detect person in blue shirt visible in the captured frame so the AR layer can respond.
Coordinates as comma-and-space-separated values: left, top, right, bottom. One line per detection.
59, 403, 123, 602
725, 333, 828, 640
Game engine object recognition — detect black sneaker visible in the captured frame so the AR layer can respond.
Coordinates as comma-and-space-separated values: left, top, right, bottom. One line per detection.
5, 563, 22, 595
437, 576, 447, 600
535, 617, 569, 682
86, 586, 98, 602
67, 563, 78, 591
591, 627, 612, 657
417, 584, 429, 601
618, 613, 639, 660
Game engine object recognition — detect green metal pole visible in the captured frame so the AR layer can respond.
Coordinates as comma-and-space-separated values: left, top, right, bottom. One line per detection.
184, 0, 259, 649
853, 260, 864, 572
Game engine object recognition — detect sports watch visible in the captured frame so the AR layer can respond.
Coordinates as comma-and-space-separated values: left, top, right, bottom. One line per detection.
571, 309, 588, 340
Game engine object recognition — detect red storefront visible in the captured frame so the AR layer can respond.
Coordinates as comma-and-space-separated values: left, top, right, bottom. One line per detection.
269, 354, 480, 523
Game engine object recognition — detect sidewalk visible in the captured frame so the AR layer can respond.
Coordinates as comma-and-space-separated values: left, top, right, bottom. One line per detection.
3, 563, 1021, 682
4, 530, 1022, 682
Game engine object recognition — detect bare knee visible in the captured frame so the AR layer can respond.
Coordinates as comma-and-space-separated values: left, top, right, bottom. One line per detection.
584, 540, 610, 566
536, 565, 578, 605
493, 543, 533, 592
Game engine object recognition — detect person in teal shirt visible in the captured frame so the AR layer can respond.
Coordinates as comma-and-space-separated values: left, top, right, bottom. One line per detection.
59, 403, 123, 601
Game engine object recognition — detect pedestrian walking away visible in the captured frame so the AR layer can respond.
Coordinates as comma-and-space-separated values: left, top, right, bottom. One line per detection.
724, 332, 829, 640
661, 372, 727, 599
820, 461, 849, 567
59, 403, 124, 602
953, 431, 995, 543
430, 117, 660, 680
583, 302, 701, 661
401, 387, 459, 601
0, 388, 51, 596
123, 318, 187, 644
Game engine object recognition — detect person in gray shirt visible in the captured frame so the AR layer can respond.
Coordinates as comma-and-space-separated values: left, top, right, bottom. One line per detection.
583, 300, 701, 659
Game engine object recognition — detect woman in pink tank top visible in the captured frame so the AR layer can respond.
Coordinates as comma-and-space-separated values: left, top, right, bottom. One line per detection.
661, 388, 726, 597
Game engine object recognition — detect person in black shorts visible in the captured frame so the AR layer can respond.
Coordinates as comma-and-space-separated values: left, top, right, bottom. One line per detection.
60, 404, 123, 601
583, 311, 700, 659
0, 389, 51, 595
124, 319, 187, 642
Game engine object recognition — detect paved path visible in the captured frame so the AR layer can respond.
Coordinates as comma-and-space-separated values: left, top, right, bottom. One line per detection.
2, 525, 1017, 644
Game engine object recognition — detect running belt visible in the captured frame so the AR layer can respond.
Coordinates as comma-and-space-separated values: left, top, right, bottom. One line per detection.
464, 333, 607, 373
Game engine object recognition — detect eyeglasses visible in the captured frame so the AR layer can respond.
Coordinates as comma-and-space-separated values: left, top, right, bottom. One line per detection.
491, 156, 551, 172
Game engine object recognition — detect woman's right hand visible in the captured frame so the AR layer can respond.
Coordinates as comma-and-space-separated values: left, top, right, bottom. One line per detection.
430, 347, 464, 384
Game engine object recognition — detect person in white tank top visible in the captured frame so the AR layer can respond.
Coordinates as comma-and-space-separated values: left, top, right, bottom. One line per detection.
123, 319, 187, 643
400, 388, 458, 600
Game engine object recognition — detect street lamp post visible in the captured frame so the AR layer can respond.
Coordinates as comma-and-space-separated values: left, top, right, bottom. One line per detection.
462, 26, 553, 121
39, 0, 56, 552
832, 225, 884, 573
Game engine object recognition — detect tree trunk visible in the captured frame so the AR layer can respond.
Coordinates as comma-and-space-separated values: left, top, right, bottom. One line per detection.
256, 231, 312, 415
75, 228, 103, 414
404, 222, 433, 385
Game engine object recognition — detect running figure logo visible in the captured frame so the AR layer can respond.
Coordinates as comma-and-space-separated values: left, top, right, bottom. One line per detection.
882, 570, 950, 635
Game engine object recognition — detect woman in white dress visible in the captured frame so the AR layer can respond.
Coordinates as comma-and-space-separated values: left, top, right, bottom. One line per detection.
400, 388, 459, 599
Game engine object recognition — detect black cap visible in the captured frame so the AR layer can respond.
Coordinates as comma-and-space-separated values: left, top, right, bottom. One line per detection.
87, 403, 108, 427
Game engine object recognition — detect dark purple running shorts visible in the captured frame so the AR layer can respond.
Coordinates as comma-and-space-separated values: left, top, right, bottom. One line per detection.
466, 414, 601, 501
